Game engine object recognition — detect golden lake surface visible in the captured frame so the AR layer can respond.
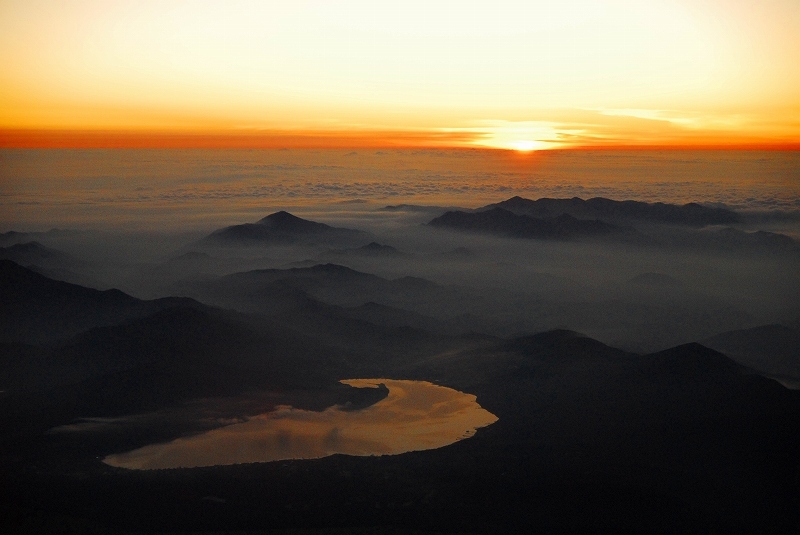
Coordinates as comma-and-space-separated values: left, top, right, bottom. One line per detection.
103, 379, 498, 470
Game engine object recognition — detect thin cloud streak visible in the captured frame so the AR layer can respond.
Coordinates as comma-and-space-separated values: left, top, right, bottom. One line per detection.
4, 106, 798, 150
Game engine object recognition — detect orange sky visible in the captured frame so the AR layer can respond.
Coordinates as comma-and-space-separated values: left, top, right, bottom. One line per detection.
1, 1, 798, 150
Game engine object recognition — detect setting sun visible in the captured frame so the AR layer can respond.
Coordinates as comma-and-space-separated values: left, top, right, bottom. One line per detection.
510, 140, 544, 152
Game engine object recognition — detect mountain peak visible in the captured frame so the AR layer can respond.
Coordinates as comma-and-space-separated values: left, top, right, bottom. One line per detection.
646, 343, 744, 377
257, 211, 319, 226
200, 212, 367, 246
500, 329, 633, 362
264, 210, 294, 219
359, 242, 399, 254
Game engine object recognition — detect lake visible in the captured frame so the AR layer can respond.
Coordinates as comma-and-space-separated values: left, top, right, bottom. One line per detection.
103, 379, 498, 470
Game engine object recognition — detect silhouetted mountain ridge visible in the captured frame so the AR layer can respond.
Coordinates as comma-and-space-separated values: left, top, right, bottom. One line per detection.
0, 241, 95, 286
0, 259, 203, 344
644, 342, 747, 378
500, 329, 633, 361
706, 227, 797, 252
489, 195, 739, 226
0, 241, 71, 263
429, 207, 635, 241
177, 262, 461, 315
0, 229, 84, 247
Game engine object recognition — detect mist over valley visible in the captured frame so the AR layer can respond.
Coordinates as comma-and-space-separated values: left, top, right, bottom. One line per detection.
1, 149, 799, 533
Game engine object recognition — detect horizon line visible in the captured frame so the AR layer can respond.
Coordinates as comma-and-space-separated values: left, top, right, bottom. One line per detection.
2, 128, 798, 151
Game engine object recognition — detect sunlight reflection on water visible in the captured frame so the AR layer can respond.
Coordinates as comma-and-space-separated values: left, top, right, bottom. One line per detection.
103, 379, 498, 470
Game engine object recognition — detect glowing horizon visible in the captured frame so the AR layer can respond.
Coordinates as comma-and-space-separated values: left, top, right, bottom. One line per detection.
1, 1, 798, 150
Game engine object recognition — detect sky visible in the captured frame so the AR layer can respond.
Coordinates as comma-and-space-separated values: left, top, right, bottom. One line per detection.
0, 0, 798, 150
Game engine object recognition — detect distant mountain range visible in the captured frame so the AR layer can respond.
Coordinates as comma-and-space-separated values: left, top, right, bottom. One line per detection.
702, 227, 797, 252
429, 206, 639, 241
486, 196, 739, 226
172, 262, 469, 322
426, 197, 799, 251
0, 229, 84, 247
199, 211, 369, 246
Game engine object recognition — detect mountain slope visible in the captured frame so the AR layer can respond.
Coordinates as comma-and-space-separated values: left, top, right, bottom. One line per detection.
0, 259, 200, 344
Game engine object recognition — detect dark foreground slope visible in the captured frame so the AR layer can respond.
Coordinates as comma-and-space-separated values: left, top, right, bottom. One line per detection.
1, 293, 798, 535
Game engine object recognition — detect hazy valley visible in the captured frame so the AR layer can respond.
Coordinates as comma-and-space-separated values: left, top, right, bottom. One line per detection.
1, 190, 799, 533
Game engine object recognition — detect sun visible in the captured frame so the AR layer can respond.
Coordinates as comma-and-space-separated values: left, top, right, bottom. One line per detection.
509, 140, 542, 151
470, 123, 560, 151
